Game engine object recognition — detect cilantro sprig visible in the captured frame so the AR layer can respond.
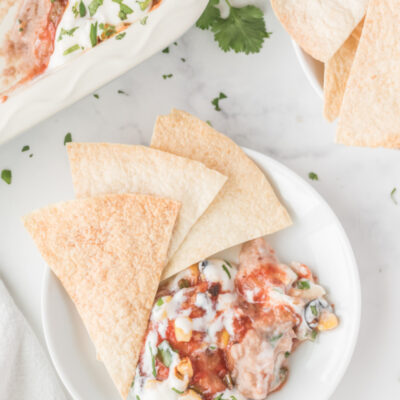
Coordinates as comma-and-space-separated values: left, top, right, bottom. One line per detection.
196, 0, 270, 55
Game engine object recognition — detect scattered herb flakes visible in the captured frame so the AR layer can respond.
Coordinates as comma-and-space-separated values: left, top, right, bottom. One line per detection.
1, 169, 12, 185
196, 0, 270, 54
79, 0, 87, 17
100, 23, 116, 38
156, 297, 164, 306
149, 345, 157, 377
162, 74, 173, 79
211, 92, 227, 111
88, 0, 103, 17
21, 145, 30, 152
181, 57, 186, 62
118, 89, 128, 95
136, 396, 141, 400
90, 22, 98, 47
64, 132, 73, 145
72, 1, 79, 16
112, 0, 133, 21
173, 41, 178, 46
222, 264, 231, 279
157, 346, 173, 367
284, 351, 290, 358
63, 44, 80, 56
308, 172, 319, 181
171, 388, 184, 395
297, 280, 310, 290
269, 333, 283, 345
59, 27, 79, 41
310, 305, 318, 317
138, 0, 151, 11
140, 16, 148, 25
209, 345, 217, 350
162, 47, 170, 54
225, 260, 233, 269
206, 120, 212, 126
390, 187, 398, 205
115, 32, 126, 40
93, 93, 100, 99
310, 330, 318, 341
29, 154, 33, 158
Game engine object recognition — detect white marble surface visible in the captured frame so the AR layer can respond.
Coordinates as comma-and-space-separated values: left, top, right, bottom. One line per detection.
0, 8, 399, 400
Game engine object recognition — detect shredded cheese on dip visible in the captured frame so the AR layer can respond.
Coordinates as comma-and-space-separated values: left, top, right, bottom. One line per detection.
130, 238, 338, 400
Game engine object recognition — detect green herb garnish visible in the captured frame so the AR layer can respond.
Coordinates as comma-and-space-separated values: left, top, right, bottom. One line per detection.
212, 92, 227, 111
172, 388, 184, 394
310, 330, 318, 341
118, 89, 128, 95
136, 396, 141, 400
284, 351, 290, 358
149, 345, 156, 377
79, 0, 87, 16
116, 32, 126, 40
206, 120, 212, 126
1, 169, 12, 185
113, 0, 133, 20
181, 57, 186, 62
162, 47, 170, 53
222, 264, 231, 279
156, 297, 164, 306
140, 16, 148, 25
63, 44, 80, 56
64, 133, 72, 145
90, 22, 98, 47
138, 0, 151, 11
88, 0, 103, 17
21, 145, 30, 152
391, 187, 397, 205
59, 27, 79, 41
72, 2, 79, 17
310, 305, 318, 317
157, 346, 173, 367
297, 280, 310, 290
196, 0, 270, 55
269, 333, 283, 345
308, 172, 319, 181
178, 278, 190, 289
100, 23, 116, 38
162, 74, 173, 79
93, 93, 100, 99
224, 260, 233, 269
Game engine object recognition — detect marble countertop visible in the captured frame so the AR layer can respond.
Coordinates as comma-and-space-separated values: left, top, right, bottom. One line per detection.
0, 9, 399, 400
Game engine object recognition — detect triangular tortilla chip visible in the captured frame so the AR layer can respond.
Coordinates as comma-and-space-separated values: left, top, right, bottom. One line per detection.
324, 19, 364, 122
151, 110, 292, 279
23, 194, 180, 399
337, 0, 400, 148
67, 143, 226, 260
271, 0, 368, 62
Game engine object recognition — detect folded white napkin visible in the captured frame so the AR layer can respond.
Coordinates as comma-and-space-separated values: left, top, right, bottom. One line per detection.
0, 280, 67, 400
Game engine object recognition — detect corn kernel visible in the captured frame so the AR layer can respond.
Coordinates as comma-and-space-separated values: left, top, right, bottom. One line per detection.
176, 357, 193, 379
219, 329, 230, 348
318, 312, 338, 331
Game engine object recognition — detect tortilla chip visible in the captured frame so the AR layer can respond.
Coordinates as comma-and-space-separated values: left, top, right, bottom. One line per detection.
337, 0, 400, 148
23, 194, 180, 399
67, 143, 226, 260
271, 0, 368, 62
324, 20, 364, 122
151, 110, 292, 279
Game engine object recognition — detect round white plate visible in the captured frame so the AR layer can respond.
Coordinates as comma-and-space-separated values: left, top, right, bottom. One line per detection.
292, 41, 324, 99
42, 148, 361, 400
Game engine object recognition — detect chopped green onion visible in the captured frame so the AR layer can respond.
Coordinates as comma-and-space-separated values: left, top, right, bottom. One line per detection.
140, 16, 148, 25
157, 345, 173, 367
79, 0, 87, 17
88, 0, 103, 17
269, 333, 283, 345
116, 32, 126, 40
63, 44, 80, 56
93, 93, 99, 99
224, 260, 233, 269
138, 0, 151, 11
222, 264, 231, 279
162, 47, 170, 53
1, 169, 12, 185
171, 387, 184, 394
308, 172, 318, 181
311, 305, 318, 316
178, 278, 190, 289
21, 145, 30, 152
284, 351, 290, 358
156, 298, 164, 306
391, 187, 397, 205
58, 27, 79, 41
64, 133, 72, 145
90, 22, 98, 47
297, 280, 310, 290
149, 345, 156, 377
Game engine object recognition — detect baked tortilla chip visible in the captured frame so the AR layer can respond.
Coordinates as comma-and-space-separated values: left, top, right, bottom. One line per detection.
23, 194, 180, 399
337, 0, 400, 148
151, 110, 292, 279
271, 0, 368, 62
324, 20, 364, 122
67, 143, 226, 260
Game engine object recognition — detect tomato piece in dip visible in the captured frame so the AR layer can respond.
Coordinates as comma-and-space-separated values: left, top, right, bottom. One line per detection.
130, 238, 338, 400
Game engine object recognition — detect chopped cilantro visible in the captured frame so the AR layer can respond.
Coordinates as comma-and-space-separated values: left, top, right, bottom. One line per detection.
59, 27, 79, 41
140, 16, 148, 25
138, 0, 151, 11
156, 297, 164, 306
21, 145, 30, 152
149, 345, 156, 377
88, 0, 103, 17
79, 0, 87, 17
157, 345, 173, 367
90, 22, 98, 47
63, 44, 80, 56
64, 133, 72, 145
196, 0, 270, 54
116, 32, 126, 40
308, 172, 318, 181
391, 187, 397, 205
93, 93, 100, 99
172, 388, 184, 394
222, 264, 231, 279
162, 47, 170, 54
162, 74, 173, 79
212, 92, 227, 111
297, 280, 310, 290
1, 169, 12, 185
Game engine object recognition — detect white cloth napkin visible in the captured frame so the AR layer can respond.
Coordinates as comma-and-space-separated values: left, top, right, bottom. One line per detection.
0, 280, 67, 400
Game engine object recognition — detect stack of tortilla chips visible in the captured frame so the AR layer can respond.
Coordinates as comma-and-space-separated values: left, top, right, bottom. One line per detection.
272, 0, 400, 149
23, 110, 291, 399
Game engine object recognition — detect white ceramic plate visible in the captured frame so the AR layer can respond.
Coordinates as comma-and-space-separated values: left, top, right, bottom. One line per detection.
292, 41, 324, 99
0, 0, 207, 146
42, 148, 361, 400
